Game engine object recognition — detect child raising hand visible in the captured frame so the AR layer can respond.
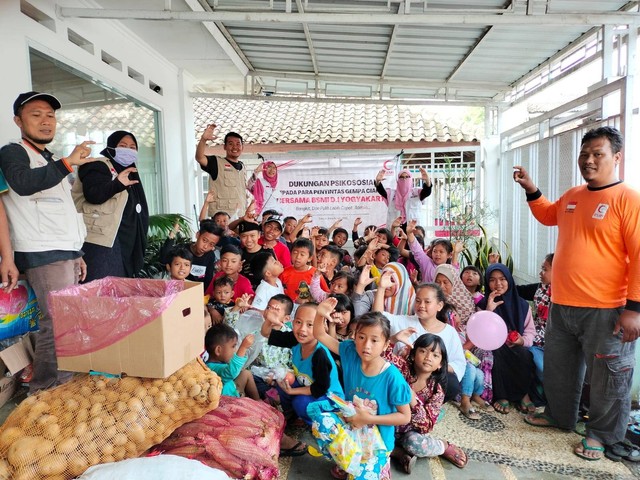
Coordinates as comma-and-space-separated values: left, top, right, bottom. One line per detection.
310, 297, 411, 480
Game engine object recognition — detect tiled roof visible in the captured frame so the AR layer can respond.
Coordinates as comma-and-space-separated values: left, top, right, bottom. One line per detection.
193, 98, 482, 145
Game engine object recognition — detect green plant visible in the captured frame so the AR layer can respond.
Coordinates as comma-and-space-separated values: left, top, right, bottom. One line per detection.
437, 158, 510, 272
138, 213, 194, 278
460, 224, 514, 273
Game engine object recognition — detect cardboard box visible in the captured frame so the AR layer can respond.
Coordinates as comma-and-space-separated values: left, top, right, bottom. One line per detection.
0, 376, 17, 409
0, 335, 33, 376
0, 334, 33, 408
57, 281, 205, 378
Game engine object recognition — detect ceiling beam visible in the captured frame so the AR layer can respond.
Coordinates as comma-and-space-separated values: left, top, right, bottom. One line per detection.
191, 92, 493, 107
380, 1, 402, 79
295, 0, 319, 75
57, 7, 640, 26
185, 0, 251, 75
251, 69, 508, 90
446, 26, 493, 82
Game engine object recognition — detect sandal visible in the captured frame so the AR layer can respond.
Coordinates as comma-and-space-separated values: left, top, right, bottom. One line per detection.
401, 453, 417, 474
516, 401, 536, 414
524, 412, 559, 428
279, 441, 308, 457
574, 438, 604, 461
493, 400, 510, 415
441, 442, 467, 468
471, 396, 491, 410
460, 406, 481, 420
330, 465, 348, 479
605, 440, 640, 462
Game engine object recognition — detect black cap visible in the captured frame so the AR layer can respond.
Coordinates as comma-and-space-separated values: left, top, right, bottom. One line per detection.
13, 92, 61, 116
237, 221, 261, 234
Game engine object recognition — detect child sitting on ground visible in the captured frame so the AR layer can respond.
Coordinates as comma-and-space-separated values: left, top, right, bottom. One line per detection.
250, 251, 285, 312
251, 294, 295, 396
204, 323, 259, 399
260, 302, 344, 425
311, 299, 412, 480
389, 332, 467, 472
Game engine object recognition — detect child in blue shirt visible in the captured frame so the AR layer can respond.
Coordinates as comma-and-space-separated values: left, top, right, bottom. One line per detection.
261, 302, 344, 425
204, 323, 259, 399
311, 298, 412, 480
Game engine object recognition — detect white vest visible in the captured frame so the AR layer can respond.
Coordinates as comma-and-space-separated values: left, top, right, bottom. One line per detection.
3, 142, 86, 252
386, 187, 424, 227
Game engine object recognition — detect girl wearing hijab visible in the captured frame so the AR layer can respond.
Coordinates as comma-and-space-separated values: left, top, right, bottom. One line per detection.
434, 264, 486, 419
374, 167, 431, 228
72, 130, 149, 282
352, 262, 416, 318
248, 161, 280, 215
478, 264, 536, 415
434, 264, 475, 325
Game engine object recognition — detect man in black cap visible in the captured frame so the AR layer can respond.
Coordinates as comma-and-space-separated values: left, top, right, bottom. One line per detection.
0, 91, 96, 393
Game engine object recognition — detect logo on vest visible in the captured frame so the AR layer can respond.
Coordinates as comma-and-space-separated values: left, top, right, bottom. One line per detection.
592, 203, 609, 220
565, 202, 577, 213
224, 163, 232, 170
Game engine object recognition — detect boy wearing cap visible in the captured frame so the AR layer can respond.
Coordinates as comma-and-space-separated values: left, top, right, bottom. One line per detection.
0, 92, 96, 393
260, 216, 291, 268
237, 220, 271, 290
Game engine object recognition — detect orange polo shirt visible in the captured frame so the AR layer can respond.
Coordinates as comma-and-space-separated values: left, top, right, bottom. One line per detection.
528, 182, 640, 309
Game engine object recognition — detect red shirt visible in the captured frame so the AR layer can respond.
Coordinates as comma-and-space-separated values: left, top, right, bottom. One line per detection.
206, 272, 255, 301
280, 266, 328, 302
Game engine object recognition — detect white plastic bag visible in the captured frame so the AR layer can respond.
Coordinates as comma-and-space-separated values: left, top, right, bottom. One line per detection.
77, 455, 230, 480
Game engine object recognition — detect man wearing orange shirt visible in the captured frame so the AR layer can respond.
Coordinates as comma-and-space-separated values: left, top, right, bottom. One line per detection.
514, 126, 640, 461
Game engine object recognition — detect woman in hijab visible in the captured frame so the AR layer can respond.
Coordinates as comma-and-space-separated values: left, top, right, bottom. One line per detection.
248, 161, 280, 215
478, 263, 536, 415
352, 262, 416, 318
434, 264, 475, 326
374, 167, 432, 229
72, 130, 149, 282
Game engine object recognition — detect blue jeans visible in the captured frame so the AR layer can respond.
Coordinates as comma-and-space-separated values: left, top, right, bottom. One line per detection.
529, 345, 544, 383
460, 362, 484, 397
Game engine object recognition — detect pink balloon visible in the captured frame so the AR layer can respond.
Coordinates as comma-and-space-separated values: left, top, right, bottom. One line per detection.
466, 311, 508, 351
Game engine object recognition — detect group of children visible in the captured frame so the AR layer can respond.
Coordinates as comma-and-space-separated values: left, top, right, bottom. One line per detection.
158, 207, 554, 479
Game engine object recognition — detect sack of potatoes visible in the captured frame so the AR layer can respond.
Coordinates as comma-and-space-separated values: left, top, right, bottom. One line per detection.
0, 358, 222, 480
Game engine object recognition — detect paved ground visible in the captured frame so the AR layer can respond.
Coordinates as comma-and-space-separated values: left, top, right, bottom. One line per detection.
2, 387, 638, 479
283, 428, 590, 480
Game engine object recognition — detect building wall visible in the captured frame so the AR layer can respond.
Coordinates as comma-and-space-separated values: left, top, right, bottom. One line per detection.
0, 0, 198, 217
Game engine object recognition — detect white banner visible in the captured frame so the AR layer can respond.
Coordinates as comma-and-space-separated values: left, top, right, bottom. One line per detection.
275, 165, 388, 229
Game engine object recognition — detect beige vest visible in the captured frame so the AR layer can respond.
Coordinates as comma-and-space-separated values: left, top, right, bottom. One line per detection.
207, 157, 247, 218
71, 158, 128, 248
2, 142, 86, 252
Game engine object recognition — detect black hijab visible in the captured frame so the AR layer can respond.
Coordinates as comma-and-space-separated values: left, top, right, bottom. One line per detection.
102, 130, 149, 277
478, 263, 529, 334
101, 130, 139, 160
